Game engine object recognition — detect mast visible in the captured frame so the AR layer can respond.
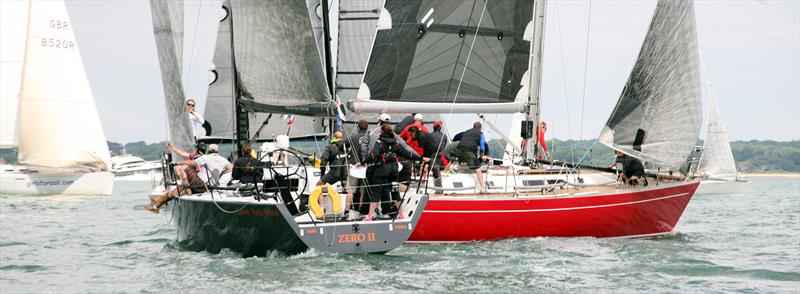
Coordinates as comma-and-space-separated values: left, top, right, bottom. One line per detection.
321, 0, 336, 134
227, 1, 248, 155
523, 0, 547, 163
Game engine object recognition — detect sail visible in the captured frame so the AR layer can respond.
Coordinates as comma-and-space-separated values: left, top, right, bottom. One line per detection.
204, 1, 325, 141
0, 0, 28, 148
597, 0, 702, 170
349, 0, 533, 114
699, 86, 737, 181
230, 0, 332, 116
150, 0, 195, 152
16, 0, 110, 170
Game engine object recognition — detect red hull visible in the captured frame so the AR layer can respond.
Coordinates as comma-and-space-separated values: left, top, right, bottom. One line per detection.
408, 181, 699, 242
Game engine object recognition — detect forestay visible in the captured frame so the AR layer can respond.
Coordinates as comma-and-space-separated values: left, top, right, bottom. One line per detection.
17, 0, 110, 170
699, 85, 737, 181
350, 0, 533, 114
150, 0, 195, 152
598, 0, 702, 170
230, 0, 331, 116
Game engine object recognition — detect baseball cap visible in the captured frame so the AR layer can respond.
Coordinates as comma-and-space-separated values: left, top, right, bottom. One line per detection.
378, 113, 391, 123
413, 113, 423, 121
433, 121, 443, 127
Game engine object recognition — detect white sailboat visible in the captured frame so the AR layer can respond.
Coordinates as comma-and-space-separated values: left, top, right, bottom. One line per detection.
695, 79, 750, 195
0, 0, 113, 196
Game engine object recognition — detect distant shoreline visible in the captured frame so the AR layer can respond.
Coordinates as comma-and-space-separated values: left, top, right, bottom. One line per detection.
740, 173, 800, 178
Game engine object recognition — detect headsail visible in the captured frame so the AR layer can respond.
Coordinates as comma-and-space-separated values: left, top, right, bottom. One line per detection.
17, 0, 110, 170
203, 0, 325, 142
150, 0, 195, 152
230, 0, 332, 116
699, 83, 738, 181
597, 0, 702, 170
350, 0, 534, 114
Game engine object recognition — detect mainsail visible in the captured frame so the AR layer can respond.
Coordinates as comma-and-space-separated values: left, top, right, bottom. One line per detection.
203, 0, 326, 142
597, 0, 702, 170
17, 0, 110, 170
699, 83, 738, 181
230, 0, 332, 116
150, 0, 194, 152
350, 0, 534, 114
0, 0, 27, 148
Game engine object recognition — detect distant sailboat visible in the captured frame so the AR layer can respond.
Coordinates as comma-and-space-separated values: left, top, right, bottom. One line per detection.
695, 78, 750, 195
0, 0, 113, 195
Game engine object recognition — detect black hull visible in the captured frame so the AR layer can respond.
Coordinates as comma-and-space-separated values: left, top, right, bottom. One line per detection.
172, 198, 307, 257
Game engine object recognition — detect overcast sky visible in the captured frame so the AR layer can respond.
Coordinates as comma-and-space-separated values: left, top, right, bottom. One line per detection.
3, 0, 798, 144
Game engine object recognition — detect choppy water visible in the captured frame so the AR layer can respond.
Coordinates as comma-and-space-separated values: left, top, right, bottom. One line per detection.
1, 178, 799, 293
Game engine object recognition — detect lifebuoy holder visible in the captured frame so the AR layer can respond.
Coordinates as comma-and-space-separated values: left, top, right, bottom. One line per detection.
308, 184, 343, 219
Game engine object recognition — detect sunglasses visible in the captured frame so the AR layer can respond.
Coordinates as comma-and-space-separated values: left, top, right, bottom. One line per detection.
187, 103, 195, 107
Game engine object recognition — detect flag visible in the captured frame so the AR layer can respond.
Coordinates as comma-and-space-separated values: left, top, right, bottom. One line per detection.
282, 114, 295, 126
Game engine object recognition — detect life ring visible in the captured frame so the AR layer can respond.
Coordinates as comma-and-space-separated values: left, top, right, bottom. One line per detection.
308, 184, 342, 219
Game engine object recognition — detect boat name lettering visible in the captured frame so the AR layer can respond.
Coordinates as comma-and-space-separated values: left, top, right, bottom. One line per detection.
40, 38, 75, 50
394, 224, 408, 230
337, 232, 375, 243
49, 19, 69, 30
27, 179, 74, 187
237, 209, 279, 217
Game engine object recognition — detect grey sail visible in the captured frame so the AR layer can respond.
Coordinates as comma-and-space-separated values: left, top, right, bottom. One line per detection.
337, 0, 382, 124
230, 0, 332, 116
698, 85, 737, 181
150, 0, 194, 152
204, 1, 325, 142
350, 0, 533, 114
597, 0, 702, 170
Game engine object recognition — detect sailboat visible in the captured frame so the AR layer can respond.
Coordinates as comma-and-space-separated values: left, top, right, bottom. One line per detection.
695, 78, 750, 195
348, 0, 702, 241
0, 0, 114, 196
148, 0, 428, 256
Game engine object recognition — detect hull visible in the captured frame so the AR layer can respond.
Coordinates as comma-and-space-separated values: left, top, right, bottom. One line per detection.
172, 197, 308, 256
0, 165, 114, 195
695, 179, 750, 196
171, 191, 429, 257
409, 181, 699, 242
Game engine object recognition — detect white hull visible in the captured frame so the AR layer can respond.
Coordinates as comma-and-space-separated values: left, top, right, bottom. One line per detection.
695, 179, 750, 196
0, 165, 114, 196
113, 169, 162, 182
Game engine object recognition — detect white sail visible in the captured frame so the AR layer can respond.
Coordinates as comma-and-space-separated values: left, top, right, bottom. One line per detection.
150, 0, 195, 152
16, 0, 110, 170
597, 0, 702, 171
0, 1, 28, 148
699, 84, 738, 181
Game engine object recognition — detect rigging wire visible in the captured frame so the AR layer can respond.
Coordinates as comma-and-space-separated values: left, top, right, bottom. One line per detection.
554, 1, 576, 163
578, 0, 593, 141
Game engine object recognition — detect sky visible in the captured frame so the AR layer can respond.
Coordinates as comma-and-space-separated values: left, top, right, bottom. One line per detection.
1, 0, 798, 144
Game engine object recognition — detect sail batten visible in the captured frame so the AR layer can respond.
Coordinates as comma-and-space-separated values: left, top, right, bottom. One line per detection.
352, 0, 534, 113
598, 0, 702, 170
17, 0, 110, 170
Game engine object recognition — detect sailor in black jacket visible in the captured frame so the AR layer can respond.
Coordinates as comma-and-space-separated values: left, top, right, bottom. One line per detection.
360, 124, 427, 221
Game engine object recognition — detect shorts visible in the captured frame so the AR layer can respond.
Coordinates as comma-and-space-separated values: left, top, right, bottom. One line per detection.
346, 175, 362, 193
398, 160, 412, 183
455, 148, 480, 169
184, 167, 208, 193
320, 172, 344, 185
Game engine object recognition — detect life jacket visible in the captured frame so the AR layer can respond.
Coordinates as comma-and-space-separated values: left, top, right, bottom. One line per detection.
376, 136, 398, 164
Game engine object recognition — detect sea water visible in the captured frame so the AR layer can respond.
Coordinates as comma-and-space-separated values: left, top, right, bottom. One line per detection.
1, 178, 798, 293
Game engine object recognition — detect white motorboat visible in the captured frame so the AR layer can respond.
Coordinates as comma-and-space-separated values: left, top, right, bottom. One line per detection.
111, 154, 162, 182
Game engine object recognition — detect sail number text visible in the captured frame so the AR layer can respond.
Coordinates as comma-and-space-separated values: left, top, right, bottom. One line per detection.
40, 19, 74, 49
